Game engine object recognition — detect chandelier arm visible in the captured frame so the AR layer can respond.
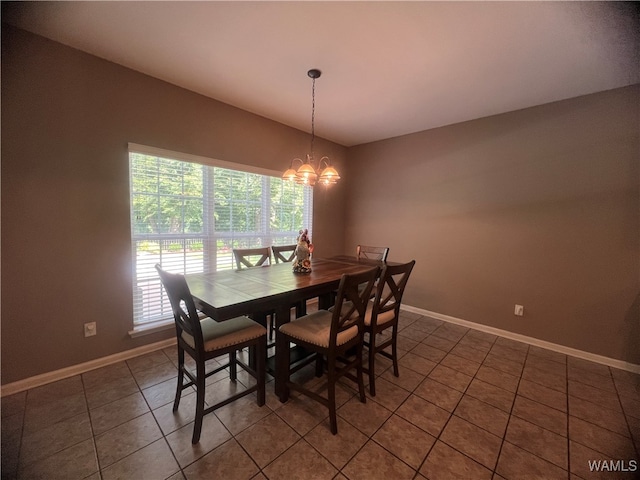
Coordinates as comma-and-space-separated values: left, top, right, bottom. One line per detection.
318, 156, 331, 169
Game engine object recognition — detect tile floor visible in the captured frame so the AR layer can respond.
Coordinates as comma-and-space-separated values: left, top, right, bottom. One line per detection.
2, 311, 639, 480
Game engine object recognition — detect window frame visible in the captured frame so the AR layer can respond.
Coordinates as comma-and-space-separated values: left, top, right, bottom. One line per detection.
128, 143, 313, 335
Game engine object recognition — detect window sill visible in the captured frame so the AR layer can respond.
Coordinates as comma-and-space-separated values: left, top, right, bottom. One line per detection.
129, 320, 174, 338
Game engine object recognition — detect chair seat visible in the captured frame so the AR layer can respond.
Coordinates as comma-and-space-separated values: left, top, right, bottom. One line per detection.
331, 301, 395, 327
182, 316, 266, 352
279, 310, 358, 348
363, 301, 395, 327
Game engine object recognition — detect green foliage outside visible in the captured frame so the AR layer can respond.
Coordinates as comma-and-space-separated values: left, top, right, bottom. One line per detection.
131, 154, 204, 235
130, 153, 308, 253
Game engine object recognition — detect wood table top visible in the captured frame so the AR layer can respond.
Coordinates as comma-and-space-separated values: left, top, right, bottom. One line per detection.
185, 256, 381, 321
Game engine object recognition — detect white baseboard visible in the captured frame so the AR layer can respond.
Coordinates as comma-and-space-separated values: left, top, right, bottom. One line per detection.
1, 300, 322, 397
4, 304, 637, 398
1, 338, 176, 397
402, 305, 640, 374
1, 300, 321, 397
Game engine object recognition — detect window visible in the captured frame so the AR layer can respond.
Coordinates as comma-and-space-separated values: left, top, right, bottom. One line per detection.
129, 144, 313, 329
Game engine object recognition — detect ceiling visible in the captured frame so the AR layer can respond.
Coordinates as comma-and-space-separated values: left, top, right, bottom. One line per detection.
4, 1, 639, 147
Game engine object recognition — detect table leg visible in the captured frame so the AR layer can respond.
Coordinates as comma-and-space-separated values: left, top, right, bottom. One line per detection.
318, 292, 334, 310
274, 303, 292, 401
248, 311, 269, 370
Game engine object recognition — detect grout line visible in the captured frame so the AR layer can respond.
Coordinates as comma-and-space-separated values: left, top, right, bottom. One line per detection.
7, 315, 639, 480
483, 335, 514, 476
413, 326, 497, 476
610, 366, 640, 459
142, 350, 184, 475
15, 390, 28, 478
79, 373, 101, 476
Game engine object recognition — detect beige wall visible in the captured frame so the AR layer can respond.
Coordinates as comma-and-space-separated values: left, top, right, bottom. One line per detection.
2, 25, 638, 386
1, 26, 347, 384
345, 85, 640, 364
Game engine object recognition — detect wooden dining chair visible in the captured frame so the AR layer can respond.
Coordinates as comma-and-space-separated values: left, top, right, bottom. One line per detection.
328, 246, 389, 306
155, 264, 266, 444
363, 260, 416, 396
352, 245, 390, 302
272, 244, 297, 264
233, 247, 271, 270
277, 267, 379, 434
356, 245, 390, 262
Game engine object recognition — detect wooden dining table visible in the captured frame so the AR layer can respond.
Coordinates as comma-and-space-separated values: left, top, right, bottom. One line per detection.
184, 256, 384, 395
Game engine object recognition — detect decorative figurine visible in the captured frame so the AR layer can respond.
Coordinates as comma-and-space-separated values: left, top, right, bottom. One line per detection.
293, 228, 313, 274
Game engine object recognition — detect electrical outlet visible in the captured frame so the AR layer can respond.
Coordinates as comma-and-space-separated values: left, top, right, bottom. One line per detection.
514, 305, 524, 316
84, 322, 97, 337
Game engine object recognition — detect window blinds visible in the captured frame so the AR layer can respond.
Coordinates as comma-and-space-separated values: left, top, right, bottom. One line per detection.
129, 145, 313, 327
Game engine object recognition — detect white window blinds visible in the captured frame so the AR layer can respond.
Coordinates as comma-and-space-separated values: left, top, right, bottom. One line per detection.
129, 144, 313, 327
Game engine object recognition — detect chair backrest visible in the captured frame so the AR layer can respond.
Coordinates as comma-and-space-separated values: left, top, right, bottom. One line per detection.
155, 264, 204, 352
233, 247, 271, 270
371, 260, 416, 325
331, 267, 380, 345
356, 245, 390, 262
272, 244, 297, 263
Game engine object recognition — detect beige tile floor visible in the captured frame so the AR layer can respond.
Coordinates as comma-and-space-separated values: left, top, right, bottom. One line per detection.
2, 312, 639, 480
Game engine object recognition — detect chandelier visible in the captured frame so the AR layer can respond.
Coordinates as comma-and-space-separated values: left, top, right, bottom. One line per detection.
283, 69, 340, 187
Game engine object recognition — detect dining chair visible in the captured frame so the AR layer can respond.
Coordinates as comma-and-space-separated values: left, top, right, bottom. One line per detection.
155, 264, 266, 444
232, 247, 276, 339
233, 247, 271, 270
356, 245, 390, 262
353, 245, 390, 301
277, 267, 379, 434
272, 244, 297, 264
363, 260, 415, 396
272, 244, 307, 319
328, 246, 389, 307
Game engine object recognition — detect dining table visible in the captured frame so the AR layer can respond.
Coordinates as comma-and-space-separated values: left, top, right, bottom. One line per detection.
184, 255, 386, 396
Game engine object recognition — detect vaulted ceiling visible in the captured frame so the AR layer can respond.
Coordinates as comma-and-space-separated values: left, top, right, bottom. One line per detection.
4, 1, 638, 146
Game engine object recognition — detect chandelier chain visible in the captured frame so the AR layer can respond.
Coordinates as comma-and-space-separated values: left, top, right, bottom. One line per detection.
310, 76, 316, 157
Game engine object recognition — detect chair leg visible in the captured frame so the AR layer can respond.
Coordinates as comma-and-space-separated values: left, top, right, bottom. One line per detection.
327, 355, 338, 435
368, 333, 377, 396
192, 361, 206, 444
356, 341, 366, 403
391, 327, 400, 377
173, 347, 185, 411
248, 343, 256, 371
276, 331, 290, 402
256, 337, 266, 406
229, 351, 237, 381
